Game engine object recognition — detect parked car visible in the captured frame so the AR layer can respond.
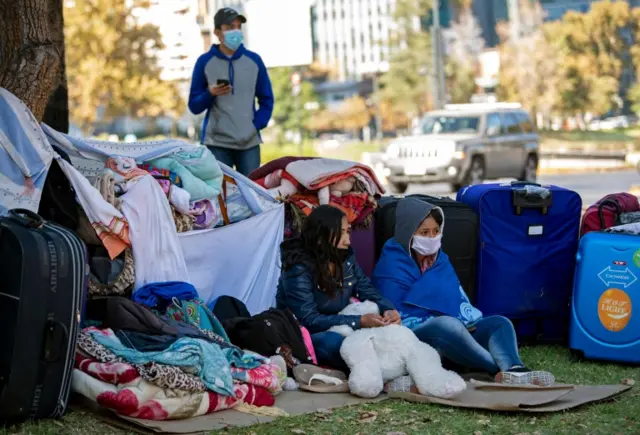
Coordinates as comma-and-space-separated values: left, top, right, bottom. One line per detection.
589, 115, 635, 131
381, 103, 539, 193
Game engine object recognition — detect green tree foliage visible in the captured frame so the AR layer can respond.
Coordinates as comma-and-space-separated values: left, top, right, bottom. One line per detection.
64, 0, 184, 132
379, 0, 433, 117
630, 84, 640, 115
499, 0, 640, 121
496, 1, 560, 121
268, 66, 317, 140
446, 7, 485, 104
550, 1, 640, 117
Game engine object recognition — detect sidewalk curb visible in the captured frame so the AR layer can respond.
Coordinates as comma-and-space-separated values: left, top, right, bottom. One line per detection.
538, 165, 633, 176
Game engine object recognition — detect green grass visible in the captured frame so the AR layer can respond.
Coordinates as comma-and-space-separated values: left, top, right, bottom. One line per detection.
4, 346, 638, 435
260, 141, 384, 164
540, 129, 640, 152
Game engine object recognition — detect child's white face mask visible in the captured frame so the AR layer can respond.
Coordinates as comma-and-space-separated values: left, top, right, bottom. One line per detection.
412, 234, 442, 256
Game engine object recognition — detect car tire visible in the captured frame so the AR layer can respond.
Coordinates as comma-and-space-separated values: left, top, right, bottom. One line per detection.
461, 156, 485, 187
519, 154, 538, 182
388, 182, 409, 194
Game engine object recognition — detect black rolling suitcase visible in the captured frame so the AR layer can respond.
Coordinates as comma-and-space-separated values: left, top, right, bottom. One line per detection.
0, 209, 87, 423
374, 194, 479, 303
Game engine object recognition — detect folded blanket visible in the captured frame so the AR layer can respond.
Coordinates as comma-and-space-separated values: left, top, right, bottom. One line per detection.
285, 158, 384, 196
72, 355, 275, 420
148, 147, 223, 202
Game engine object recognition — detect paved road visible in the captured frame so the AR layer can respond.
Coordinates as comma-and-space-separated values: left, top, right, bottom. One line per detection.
403, 170, 640, 207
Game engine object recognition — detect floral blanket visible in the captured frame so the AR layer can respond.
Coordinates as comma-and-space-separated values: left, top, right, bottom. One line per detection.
72, 354, 276, 420
287, 192, 376, 225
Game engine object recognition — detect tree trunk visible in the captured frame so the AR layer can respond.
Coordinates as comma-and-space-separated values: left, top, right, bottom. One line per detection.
41, 0, 69, 133
0, 0, 62, 121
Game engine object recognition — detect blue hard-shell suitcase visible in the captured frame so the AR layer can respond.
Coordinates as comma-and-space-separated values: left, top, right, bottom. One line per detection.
457, 182, 582, 342
569, 231, 640, 363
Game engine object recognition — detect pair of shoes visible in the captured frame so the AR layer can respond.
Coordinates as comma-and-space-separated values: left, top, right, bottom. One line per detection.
495, 366, 555, 387
383, 375, 418, 394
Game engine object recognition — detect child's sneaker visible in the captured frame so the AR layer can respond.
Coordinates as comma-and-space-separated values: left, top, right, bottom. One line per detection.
495, 366, 555, 387
384, 375, 418, 394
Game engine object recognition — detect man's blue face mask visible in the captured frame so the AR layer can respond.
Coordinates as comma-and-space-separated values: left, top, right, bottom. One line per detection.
223, 29, 243, 51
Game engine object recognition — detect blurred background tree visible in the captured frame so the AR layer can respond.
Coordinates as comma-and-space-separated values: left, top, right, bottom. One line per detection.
379, 0, 432, 118
65, 0, 184, 133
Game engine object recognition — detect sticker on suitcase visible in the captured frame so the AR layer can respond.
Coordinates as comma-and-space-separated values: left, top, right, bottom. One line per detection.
633, 249, 640, 268
598, 289, 632, 332
597, 266, 637, 288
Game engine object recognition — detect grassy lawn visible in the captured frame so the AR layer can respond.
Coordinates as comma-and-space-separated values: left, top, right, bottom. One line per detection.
260, 141, 384, 164
541, 129, 640, 143
4, 346, 637, 435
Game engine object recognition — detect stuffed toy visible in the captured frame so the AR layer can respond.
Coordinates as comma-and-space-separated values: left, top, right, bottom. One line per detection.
261, 169, 300, 199
317, 176, 357, 205
334, 301, 466, 399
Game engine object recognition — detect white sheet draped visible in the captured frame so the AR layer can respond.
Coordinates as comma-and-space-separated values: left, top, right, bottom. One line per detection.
179, 205, 284, 314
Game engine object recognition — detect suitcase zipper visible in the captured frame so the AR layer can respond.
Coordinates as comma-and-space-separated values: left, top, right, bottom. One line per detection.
43, 223, 87, 418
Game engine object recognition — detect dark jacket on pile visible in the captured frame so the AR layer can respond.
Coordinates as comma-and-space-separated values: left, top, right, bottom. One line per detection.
275, 245, 394, 334
86, 297, 230, 351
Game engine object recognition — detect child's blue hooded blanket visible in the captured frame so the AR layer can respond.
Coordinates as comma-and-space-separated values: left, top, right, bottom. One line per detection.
372, 197, 482, 328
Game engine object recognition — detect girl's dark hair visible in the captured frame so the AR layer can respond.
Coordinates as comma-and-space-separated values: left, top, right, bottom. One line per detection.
429, 207, 443, 227
281, 205, 346, 297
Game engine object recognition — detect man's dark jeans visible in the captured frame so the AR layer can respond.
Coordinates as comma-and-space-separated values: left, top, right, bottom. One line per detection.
209, 145, 261, 176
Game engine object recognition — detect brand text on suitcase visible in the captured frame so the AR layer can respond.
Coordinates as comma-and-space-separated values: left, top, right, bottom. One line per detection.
598, 289, 632, 332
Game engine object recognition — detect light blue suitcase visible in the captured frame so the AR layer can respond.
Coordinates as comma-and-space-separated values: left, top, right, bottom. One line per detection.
569, 231, 640, 363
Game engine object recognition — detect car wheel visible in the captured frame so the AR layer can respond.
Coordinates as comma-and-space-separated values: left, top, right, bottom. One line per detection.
462, 157, 485, 186
520, 154, 538, 182
388, 182, 409, 194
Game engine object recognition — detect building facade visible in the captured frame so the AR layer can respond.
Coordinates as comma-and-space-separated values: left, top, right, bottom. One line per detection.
310, 0, 395, 80
132, 0, 204, 97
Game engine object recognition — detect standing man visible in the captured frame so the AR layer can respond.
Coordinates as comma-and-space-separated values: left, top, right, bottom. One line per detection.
188, 7, 274, 176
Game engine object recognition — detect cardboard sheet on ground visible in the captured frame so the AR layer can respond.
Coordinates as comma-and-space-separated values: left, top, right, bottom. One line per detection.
74, 391, 386, 434
390, 380, 632, 412
76, 381, 631, 434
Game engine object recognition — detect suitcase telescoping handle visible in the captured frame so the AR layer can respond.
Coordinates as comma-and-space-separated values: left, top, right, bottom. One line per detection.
43, 320, 69, 364
511, 182, 553, 215
510, 181, 542, 187
8, 208, 45, 229
597, 199, 621, 230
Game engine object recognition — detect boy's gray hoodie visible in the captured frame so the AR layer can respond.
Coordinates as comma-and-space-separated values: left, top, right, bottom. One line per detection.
188, 44, 274, 150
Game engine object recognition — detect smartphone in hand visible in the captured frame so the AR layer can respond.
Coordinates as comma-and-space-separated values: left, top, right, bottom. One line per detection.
217, 79, 230, 86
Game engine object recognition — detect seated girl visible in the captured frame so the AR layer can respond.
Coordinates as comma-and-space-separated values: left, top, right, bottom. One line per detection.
276, 205, 400, 372
372, 197, 554, 386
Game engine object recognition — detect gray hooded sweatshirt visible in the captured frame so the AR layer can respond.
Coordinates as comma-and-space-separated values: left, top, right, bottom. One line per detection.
394, 197, 444, 255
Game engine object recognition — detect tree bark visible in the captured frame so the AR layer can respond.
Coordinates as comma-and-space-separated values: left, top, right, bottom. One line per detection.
0, 0, 62, 121
41, 0, 69, 133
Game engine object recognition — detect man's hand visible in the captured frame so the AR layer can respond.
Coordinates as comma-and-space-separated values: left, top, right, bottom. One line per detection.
383, 310, 401, 325
209, 84, 232, 97
360, 313, 386, 328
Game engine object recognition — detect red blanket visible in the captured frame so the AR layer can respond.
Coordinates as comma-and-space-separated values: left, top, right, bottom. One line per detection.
72, 353, 276, 420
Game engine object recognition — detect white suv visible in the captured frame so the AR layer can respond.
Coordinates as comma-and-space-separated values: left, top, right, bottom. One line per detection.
382, 103, 539, 193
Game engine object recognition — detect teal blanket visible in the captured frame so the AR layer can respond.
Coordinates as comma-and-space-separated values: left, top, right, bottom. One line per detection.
148, 147, 223, 201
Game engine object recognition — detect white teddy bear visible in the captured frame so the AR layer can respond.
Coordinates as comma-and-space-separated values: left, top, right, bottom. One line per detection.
332, 301, 467, 399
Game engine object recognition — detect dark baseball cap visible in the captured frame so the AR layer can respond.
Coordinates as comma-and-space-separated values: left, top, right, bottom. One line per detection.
214, 7, 247, 29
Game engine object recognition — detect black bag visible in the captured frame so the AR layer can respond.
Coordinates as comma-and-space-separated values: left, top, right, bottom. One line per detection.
0, 209, 87, 423
374, 194, 479, 303
38, 156, 79, 231
210, 296, 251, 323
223, 308, 311, 365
